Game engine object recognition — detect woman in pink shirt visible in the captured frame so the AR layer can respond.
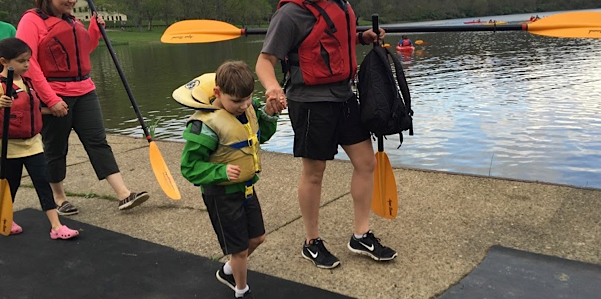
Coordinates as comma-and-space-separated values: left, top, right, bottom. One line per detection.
16, 0, 149, 214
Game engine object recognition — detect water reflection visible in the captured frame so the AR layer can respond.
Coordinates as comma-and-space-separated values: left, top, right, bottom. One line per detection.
91, 20, 601, 189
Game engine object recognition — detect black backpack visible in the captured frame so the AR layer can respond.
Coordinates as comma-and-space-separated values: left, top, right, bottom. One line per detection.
357, 45, 413, 145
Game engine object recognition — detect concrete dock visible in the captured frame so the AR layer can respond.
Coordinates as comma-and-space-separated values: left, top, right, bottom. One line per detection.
13, 134, 601, 298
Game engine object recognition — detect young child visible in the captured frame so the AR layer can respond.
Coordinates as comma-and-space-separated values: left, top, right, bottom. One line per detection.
175, 61, 282, 299
0, 37, 78, 239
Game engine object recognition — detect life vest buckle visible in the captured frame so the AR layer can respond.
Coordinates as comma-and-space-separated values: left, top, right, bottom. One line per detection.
244, 185, 253, 199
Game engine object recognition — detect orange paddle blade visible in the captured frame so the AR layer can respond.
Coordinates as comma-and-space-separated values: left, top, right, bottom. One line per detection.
161, 20, 243, 43
528, 11, 601, 38
149, 142, 181, 200
371, 152, 398, 219
0, 179, 13, 236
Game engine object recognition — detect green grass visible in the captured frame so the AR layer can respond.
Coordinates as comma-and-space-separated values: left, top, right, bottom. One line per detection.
21, 184, 117, 201
102, 28, 166, 45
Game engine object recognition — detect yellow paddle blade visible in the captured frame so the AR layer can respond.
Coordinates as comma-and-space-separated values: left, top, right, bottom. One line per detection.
414, 40, 424, 45
149, 142, 181, 200
0, 179, 13, 236
371, 152, 398, 219
161, 20, 243, 44
528, 11, 601, 38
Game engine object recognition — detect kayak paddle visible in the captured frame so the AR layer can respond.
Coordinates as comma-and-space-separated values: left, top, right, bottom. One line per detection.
161, 11, 601, 44
87, 0, 181, 200
370, 15, 399, 220
0, 67, 14, 236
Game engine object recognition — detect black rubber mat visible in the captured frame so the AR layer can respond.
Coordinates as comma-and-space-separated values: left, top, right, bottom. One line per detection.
0, 209, 352, 299
438, 245, 601, 299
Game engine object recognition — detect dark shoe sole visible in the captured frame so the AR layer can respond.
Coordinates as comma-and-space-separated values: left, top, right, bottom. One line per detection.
301, 250, 341, 269
347, 242, 398, 261
119, 192, 150, 210
56, 209, 79, 216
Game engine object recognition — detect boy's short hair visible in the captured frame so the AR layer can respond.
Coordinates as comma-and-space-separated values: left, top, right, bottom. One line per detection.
216, 60, 255, 98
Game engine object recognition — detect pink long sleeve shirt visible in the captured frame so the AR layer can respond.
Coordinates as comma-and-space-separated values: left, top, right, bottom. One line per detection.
16, 12, 101, 108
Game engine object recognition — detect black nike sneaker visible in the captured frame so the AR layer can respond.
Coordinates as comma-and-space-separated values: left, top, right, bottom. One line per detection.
347, 230, 398, 261
216, 264, 236, 291
301, 238, 341, 269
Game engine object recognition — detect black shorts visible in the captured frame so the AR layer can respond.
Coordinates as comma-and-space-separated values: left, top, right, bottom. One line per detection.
202, 187, 265, 255
288, 95, 370, 160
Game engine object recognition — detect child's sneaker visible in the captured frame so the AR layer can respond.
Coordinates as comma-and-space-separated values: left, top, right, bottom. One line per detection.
118, 191, 149, 210
50, 225, 79, 240
10, 221, 22, 235
56, 200, 79, 216
301, 238, 340, 269
347, 230, 397, 261
236, 290, 253, 298
216, 264, 236, 291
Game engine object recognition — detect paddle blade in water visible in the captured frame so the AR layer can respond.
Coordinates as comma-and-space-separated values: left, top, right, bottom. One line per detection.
0, 179, 13, 236
371, 152, 398, 219
528, 11, 601, 38
161, 20, 243, 43
149, 142, 181, 200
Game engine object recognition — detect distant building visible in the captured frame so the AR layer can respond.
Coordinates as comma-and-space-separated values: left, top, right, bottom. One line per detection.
72, 1, 127, 24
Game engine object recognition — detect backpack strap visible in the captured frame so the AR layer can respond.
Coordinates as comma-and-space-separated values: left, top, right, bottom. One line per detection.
384, 47, 413, 136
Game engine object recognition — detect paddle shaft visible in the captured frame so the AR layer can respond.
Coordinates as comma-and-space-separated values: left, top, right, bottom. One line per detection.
1, 68, 14, 180
86, 0, 152, 141
371, 16, 386, 154
240, 24, 526, 36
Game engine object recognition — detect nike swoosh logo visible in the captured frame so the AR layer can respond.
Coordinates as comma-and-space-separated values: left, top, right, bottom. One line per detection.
307, 248, 318, 259
359, 241, 374, 252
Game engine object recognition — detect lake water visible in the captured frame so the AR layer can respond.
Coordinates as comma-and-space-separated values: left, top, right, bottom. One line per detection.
90, 10, 601, 189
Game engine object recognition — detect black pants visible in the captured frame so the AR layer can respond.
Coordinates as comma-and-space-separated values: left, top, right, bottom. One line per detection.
202, 186, 265, 255
41, 90, 119, 182
6, 153, 56, 211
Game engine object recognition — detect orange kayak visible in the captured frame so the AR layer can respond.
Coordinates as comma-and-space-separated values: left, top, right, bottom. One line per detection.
396, 45, 415, 54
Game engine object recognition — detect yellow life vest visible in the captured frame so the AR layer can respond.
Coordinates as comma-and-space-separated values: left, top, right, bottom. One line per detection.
188, 107, 261, 185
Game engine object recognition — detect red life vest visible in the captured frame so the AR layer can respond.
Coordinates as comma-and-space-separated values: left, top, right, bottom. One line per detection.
0, 76, 44, 139
26, 9, 92, 82
278, 0, 357, 85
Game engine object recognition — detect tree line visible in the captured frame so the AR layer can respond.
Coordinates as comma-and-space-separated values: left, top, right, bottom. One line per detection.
1, 0, 598, 30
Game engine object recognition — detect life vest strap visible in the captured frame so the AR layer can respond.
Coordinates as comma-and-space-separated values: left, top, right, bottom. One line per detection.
46, 75, 90, 82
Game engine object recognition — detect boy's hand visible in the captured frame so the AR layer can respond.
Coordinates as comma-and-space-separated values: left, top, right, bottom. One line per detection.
0, 95, 12, 108
226, 164, 241, 181
265, 97, 284, 115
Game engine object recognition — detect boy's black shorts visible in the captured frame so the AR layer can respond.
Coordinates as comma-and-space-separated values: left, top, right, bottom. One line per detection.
202, 187, 265, 255
288, 95, 370, 161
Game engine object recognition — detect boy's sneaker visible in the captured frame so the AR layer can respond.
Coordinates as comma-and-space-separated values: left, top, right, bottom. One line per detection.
348, 230, 398, 261
216, 265, 236, 291
236, 290, 253, 298
118, 192, 149, 210
301, 238, 340, 269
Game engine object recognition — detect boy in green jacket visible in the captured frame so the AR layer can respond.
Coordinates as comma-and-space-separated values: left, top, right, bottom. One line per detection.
175, 60, 283, 299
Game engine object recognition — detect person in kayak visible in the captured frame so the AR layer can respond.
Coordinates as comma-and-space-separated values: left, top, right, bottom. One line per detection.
398, 35, 413, 47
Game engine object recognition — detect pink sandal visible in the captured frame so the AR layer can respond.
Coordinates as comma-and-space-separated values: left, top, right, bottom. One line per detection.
50, 225, 79, 240
10, 222, 23, 235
